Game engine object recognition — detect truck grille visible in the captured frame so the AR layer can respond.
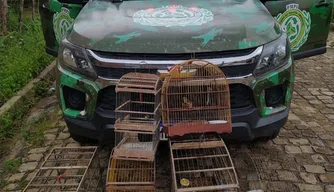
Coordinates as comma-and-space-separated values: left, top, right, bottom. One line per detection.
94, 64, 256, 79
97, 84, 254, 111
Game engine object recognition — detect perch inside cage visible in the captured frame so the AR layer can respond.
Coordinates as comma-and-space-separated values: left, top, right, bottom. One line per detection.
114, 72, 162, 161
161, 59, 231, 137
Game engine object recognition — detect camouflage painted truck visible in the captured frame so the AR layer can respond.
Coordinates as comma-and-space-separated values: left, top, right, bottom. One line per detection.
39, 0, 333, 143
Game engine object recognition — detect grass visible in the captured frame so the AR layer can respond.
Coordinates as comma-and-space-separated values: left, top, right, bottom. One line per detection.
0, 8, 54, 107
2, 158, 22, 173
0, 7, 54, 155
0, 158, 23, 189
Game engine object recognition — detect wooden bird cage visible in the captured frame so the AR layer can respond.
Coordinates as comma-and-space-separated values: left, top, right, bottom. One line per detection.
114, 72, 162, 161
169, 133, 239, 192
23, 147, 103, 192
161, 59, 231, 137
106, 154, 156, 192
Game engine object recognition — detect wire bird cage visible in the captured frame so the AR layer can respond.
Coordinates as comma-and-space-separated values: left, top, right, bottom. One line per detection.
23, 147, 103, 192
114, 72, 162, 161
161, 59, 232, 137
106, 154, 156, 192
169, 133, 239, 192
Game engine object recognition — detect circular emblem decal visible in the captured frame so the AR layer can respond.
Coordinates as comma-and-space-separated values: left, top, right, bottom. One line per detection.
133, 5, 213, 27
53, 7, 74, 43
275, 4, 311, 52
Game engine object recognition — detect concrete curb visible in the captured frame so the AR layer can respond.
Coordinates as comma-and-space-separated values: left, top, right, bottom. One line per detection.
0, 60, 57, 117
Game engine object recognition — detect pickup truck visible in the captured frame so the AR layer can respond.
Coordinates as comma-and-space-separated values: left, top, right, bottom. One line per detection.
38, 0, 333, 143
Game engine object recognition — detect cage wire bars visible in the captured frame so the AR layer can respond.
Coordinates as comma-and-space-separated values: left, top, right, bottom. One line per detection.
23, 147, 103, 192
161, 59, 239, 191
161, 59, 232, 137
106, 72, 162, 191
113, 72, 162, 161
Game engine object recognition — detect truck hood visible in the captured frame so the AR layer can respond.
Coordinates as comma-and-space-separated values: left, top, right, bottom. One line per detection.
67, 0, 282, 53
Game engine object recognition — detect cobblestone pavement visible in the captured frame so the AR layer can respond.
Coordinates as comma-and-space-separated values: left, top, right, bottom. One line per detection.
2, 38, 334, 191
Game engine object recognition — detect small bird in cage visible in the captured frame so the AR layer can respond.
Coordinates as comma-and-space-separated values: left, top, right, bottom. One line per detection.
182, 97, 193, 109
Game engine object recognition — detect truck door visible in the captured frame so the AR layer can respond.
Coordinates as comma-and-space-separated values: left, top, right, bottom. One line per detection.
39, 0, 86, 56
263, 0, 333, 59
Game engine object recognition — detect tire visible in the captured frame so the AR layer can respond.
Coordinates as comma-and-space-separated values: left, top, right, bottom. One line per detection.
70, 133, 97, 144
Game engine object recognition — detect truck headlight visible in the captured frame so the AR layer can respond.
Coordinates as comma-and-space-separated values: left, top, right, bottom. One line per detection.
254, 33, 290, 76
59, 39, 96, 79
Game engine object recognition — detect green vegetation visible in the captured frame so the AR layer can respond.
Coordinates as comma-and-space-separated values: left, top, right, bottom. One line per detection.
0, 158, 23, 189
2, 158, 22, 173
0, 8, 54, 107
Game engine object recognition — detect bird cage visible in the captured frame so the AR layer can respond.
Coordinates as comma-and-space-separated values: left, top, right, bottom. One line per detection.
161, 59, 231, 137
169, 133, 240, 192
23, 147, 103, 192
114, 72, 162, 161
106, 154, 156, 192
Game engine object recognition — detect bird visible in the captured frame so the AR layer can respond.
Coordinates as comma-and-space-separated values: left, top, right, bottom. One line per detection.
182, 97, 193, 109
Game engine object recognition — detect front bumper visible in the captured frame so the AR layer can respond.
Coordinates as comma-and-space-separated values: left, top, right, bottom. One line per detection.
56, 53, 294, 142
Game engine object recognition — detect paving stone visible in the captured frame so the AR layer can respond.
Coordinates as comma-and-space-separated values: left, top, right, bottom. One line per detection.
317, 96, 332, 100
44, 128, 58, 134
4, 183, 19, 191
303, 165, 326, 174
310, 138, 326, 147
319, 134, 334, 140
326, 104, 334, 108
322, 92, 334, 96
248, 181, 266, 191
288, 113, 301, 121
301, 146, 314, 153
311, 127, 327, 133
276, 171, 298, 182
267, 181, 298, 191
26, 170, 37, 182
303, 130, 318, 138
300, 173, 317, 184
312, 154, 327, 163
292, 130, 303, 137
66, 143, 81, 147
311, 91, 321, 96
28, 147, 47, 154
273, 138, 288, 145
310, 100, 322, 105
18, 162, 39, 173
290, 138, 309, 145
25, 153, 43, 162
324, 165, 334, 172
327, 115, 334, 120
45, 134, 57, 145
57, 132, 70, 140
328, 156, 334, 163
308, 121, 321, 127
325, 140, 334, 150
325, 185, 334, 192
57, 121, 67, 127
295, 155, 315, 165
7, 172, 25, 182
296, 184, 323, 191
319, 174, 334, 183
247, 172, 259, 181
313, 146, 333, 155
285, 146, 302, 154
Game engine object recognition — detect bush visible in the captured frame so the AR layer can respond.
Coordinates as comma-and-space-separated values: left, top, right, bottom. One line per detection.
0, 9, 54, 106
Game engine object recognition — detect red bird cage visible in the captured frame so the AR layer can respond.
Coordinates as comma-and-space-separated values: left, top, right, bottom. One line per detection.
161, 59, 231, 137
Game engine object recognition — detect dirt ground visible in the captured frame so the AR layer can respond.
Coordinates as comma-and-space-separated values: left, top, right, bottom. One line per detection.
2, 33, 334, 192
